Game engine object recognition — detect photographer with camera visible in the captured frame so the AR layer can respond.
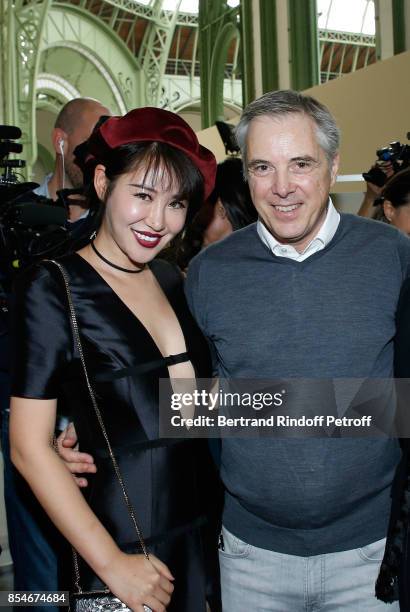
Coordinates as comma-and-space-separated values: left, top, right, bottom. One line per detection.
359, 138, 410, 218
372, 167, 410, 236
0, 97, 111, 612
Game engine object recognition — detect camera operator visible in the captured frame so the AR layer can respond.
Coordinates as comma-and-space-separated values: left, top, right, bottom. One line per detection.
358, 160, 394, 217
359, 138, 410, 218
34, 97, 111, 223
373, 167, 410, 236
0, 97, 111, 612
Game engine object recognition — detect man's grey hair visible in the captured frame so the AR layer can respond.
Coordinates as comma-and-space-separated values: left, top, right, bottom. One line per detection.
235, 89, 340, 176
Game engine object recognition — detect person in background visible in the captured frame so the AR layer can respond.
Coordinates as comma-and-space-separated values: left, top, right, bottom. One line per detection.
201, 157, 257, 247
376, 268, 410, 609
375, 173, 410, 609
175, 157, 257, 270
372, 167, 410, 236
34, 97, 111, 222
357, 160, 394, 218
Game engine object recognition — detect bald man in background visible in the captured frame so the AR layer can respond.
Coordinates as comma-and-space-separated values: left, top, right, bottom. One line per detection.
34, 97, 111, 221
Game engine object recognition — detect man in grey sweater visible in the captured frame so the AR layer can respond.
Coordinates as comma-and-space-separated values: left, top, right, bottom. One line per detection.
185, 90, 410, 610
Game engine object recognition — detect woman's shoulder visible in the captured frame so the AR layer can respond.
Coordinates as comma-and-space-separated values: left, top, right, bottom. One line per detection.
14, 260, 59, 295
14, 253, 78, 290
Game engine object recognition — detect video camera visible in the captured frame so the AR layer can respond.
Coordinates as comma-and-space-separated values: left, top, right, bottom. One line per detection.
362, 134, 410, 187
0, 124, 86, 282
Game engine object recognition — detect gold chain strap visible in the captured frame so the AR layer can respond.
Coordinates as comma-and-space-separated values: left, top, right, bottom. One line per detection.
47, 260, 149, 594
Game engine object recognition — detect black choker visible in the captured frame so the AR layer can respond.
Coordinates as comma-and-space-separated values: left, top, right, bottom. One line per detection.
91, 241, 146, 274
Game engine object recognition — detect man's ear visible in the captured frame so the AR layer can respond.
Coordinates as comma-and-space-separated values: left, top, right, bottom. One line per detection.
94, 164, 108, 201
52, 128, 67, 155
329, 153, 340, 187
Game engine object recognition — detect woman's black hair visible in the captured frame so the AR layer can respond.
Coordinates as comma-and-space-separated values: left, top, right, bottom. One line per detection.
373, 167, 410, 223
172, 157, 257, 269
381, 167, 410, 209
87, 141, 204, 227
208, 157, 257, 230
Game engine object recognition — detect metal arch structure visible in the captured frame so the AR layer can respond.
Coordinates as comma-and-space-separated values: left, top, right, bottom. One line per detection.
317, 0, 377, 82
1, 0, 52, 173
0, 0, 242, 180
41, 4, 140, 111
319, 30, 375, 44
72, 0, 198, 27
0, 0, 389, 173
319, 29, 376, 82
0, 0, 142, 178
69, 0, 242, 117
36, 72, 81, 103
43, 40, 129, 113
61, 0, 198, 58
138, 0, 182, 106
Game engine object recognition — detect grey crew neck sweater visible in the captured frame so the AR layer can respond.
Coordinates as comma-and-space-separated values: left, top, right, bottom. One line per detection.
185, 214, 410, 556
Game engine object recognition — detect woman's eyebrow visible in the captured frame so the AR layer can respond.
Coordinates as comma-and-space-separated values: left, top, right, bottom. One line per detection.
129, 183, 185, 199
128, 183, 157, 192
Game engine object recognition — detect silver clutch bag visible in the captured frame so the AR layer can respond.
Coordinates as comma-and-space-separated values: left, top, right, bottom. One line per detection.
70, 591, 151, 612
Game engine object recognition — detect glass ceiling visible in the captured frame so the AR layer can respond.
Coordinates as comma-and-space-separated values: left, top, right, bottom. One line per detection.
163, 0, 197, 11
136, 0, 238, 13
135, 0, 199, 12
134, 0, 375, 34
317, 0, 375, 35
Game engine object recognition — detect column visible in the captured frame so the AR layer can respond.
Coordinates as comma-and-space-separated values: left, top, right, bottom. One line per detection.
287, 0, 319, 90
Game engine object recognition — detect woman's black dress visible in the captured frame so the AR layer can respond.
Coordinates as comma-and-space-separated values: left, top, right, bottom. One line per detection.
11, 254, 221, 612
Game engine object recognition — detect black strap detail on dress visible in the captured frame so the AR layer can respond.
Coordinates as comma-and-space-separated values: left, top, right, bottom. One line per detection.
94, 351, 189, 382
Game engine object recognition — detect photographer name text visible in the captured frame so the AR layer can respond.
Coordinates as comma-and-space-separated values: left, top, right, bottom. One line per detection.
170, 415, 373, 428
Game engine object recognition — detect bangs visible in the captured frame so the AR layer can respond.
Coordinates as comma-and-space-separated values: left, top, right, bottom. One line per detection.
105, 141, 204, 207
137, 142, 202, 201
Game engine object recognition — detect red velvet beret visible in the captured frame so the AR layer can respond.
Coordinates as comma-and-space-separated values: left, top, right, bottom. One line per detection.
87, 107, 216, 200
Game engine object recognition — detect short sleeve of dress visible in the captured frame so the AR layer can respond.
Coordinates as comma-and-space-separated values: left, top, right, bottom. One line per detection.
11, 263, 73, 399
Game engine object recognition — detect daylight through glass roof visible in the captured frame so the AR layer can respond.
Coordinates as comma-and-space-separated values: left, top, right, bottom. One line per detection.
317, 0, 375, 35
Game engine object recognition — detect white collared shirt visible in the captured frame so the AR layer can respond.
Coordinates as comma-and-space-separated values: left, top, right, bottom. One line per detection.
33, 173, 52, 199
256, 198, 340, 262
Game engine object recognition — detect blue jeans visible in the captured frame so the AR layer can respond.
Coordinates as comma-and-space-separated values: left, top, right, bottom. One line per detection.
1, 410, 68, 612
219, 525, 398, 611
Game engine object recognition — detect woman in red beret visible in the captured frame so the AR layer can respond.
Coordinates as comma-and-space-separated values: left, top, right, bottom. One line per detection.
9, 108, 220, 612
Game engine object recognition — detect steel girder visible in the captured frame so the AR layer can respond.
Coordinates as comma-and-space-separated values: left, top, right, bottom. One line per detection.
74, 0, 198, 26
1, 1, 142, 177
138, 0, 182, 106
42, 4, 140, 111
1, 0, 52, 176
